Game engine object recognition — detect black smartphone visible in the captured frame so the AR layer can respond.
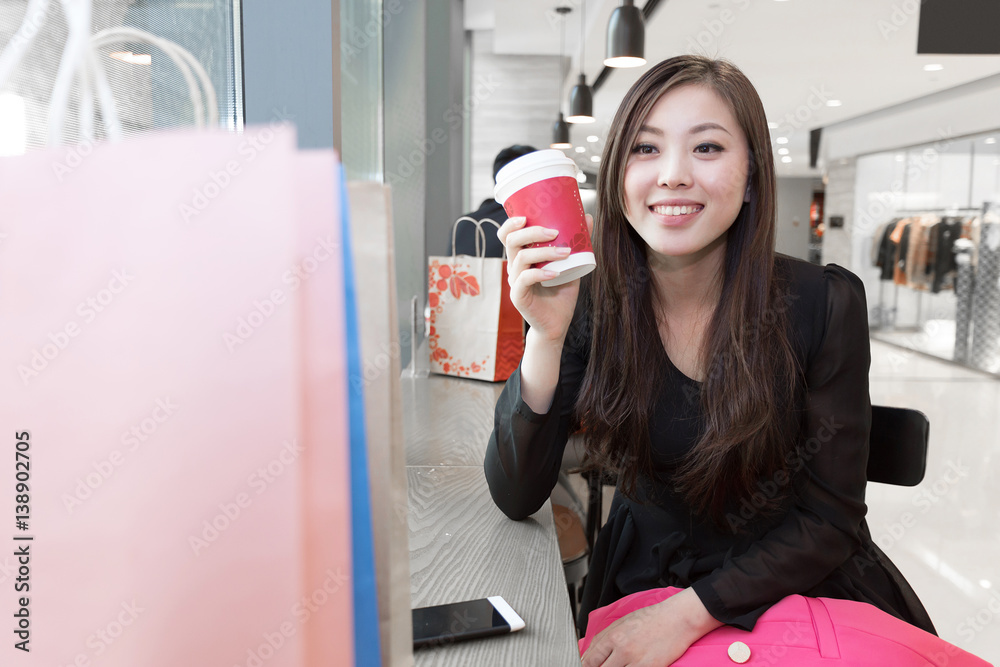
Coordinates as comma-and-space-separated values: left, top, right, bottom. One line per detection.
412, 595, 525, 650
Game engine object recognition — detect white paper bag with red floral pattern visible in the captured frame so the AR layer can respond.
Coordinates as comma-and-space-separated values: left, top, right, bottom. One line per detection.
427, 218, 524, 381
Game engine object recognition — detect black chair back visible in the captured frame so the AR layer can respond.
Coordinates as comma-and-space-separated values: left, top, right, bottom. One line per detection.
867, 405, 929, 487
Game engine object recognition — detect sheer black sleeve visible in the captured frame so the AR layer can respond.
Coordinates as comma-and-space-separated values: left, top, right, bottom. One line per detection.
691, 264, 872, 629
484, 293, 591, 521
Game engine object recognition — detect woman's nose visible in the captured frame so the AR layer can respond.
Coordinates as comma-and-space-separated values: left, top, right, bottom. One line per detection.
656, 152, 691, 190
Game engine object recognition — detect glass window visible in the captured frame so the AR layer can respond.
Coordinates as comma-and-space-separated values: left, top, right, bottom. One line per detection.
0, 0, 242, 153
971, 133, 1000, 208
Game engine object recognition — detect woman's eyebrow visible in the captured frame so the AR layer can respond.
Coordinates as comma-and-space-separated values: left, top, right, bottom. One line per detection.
688, 122, 732, 136
690, 122, 731, 136
636, 122, 732, 137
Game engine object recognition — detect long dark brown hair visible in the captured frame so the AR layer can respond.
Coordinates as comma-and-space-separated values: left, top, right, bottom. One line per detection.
575, 56, 803, 523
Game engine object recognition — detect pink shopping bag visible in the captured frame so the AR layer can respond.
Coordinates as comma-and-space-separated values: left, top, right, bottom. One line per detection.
0, 127, 353, 666
580, 587, 991, 666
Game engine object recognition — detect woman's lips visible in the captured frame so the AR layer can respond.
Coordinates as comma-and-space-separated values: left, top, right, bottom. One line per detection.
649, 204, 703, 225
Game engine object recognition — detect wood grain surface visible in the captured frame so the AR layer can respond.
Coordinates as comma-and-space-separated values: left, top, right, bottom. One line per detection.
407, 465, 581, 666
403, 374, 506, 467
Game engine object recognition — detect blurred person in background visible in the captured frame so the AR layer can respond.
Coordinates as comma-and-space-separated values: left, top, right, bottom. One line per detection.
454, 144, 537, 257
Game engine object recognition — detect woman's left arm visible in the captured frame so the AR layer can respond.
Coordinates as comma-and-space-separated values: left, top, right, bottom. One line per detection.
690, 264, 872, 629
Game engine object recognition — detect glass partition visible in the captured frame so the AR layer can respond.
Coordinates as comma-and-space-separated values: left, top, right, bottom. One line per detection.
861, 130, 1000, 376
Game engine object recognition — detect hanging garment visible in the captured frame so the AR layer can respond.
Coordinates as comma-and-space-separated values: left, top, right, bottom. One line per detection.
875, 220, 901, 282
970, 218, 1000, 372
905, 216, 938, 291
954, 240, 976, 363
929, 218, 964, 293
893, 219, 914, 286
870, 222, 888, 268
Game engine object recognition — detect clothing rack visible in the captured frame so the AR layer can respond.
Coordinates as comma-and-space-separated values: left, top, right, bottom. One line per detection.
874, 209, 980, 331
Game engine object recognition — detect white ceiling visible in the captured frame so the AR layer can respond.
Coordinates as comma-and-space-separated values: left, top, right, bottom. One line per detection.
471, 0, 1000, 177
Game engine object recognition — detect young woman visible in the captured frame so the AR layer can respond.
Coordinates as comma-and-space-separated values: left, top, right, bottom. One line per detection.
485, 56, 935, 665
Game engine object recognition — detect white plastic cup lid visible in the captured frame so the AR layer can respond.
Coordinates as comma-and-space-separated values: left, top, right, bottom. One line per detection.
494, 149, 578, 204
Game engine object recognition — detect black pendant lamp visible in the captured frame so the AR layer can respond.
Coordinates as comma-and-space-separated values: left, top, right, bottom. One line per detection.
567, 1, 594, 123
604, 0, 646, 68
551, 112, 571, 149
550, 7, 574, 149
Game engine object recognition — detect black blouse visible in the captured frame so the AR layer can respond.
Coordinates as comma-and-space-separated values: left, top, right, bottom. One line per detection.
484, 254, 936, 636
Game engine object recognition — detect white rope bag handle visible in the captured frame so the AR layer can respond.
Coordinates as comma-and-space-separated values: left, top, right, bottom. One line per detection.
0, 0, 218, 147
450, 217, 506, 283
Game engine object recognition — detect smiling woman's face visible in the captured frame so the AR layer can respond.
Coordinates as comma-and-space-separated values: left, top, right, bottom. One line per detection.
623, 83, 750, 265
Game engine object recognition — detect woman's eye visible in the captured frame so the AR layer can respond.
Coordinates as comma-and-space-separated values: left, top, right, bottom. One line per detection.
632, 143, 656, 155
694, 143, 723, 154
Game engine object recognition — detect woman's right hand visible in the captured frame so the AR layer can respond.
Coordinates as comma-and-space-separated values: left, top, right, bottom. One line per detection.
498, 214, 593, 344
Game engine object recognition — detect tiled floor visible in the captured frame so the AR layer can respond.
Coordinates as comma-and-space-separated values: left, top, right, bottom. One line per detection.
557, 338, 1000, 662
867, 339, 1000, 663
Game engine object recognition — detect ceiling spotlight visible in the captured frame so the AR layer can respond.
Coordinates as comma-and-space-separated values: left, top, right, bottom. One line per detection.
109, 51, 152, 65
587, 135, 599, 142
778, 148, 789, 155
986, 137, 996, 144
575, 146, 586, 153
776, 137, 788, 144
781, 156, 792, 163
767, 122, 779, 129
591, 155, 600, 162
826, 100, 842, 107
576, 171, 587, 183
924, 64, 944, 72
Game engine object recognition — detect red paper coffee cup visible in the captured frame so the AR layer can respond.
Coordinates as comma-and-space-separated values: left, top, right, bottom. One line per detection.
494, 149, 596, 287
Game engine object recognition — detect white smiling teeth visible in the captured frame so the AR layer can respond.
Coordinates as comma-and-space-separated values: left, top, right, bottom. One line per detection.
652, 205, 702, 216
